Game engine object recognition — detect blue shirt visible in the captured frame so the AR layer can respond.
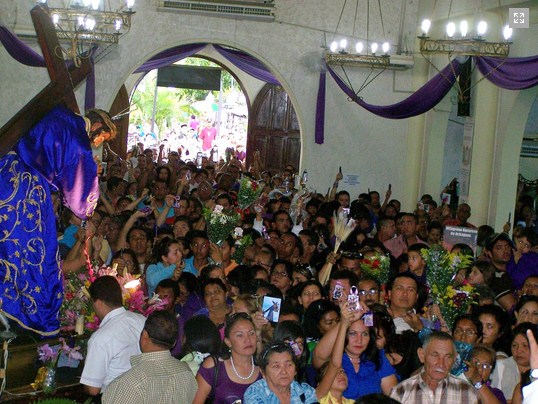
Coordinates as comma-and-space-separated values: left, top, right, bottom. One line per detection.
183, 256, 200, 276
244, 379, 318, 404
145, 262, 176, 296
342, 350, 396, 399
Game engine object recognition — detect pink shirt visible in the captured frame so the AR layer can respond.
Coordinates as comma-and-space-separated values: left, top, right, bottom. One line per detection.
384, 234, 427, 258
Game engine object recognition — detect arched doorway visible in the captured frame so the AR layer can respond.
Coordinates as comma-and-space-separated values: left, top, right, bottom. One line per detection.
109, 44, 302, 171
247, 84, 301, 172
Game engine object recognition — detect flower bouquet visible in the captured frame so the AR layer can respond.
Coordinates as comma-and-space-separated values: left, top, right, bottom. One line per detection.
360, 253, 391, 286
237, 177, 262, 210
231, 227, 254, 264
204, 204, 240, 245
430, 284, 477, 330
422, 246, 475, 329
33, 339, 84, 394
60, 270, 95, 333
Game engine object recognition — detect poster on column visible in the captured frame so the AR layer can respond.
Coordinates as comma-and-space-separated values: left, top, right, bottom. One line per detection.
459, 118, 474, 200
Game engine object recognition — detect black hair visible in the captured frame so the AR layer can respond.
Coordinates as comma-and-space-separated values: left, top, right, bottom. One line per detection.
302, 300, 340, 340
89, 275, 123, 308
199, 264, 224, 285
106, 176, 126, 192
476, 304, 512, 353
111, 248, 140, 275
179, 315, 222, 359
201, 278, 227, 295
149, 237, 180, 265
273, 321, 309, 381
345, 317, 381, 371
452, 313, 483, 341
144, 310, 178, 349
177, 272, 199, 294
258, 342, 297, 373
384, 330, 423, 380
156, 278, 180, 300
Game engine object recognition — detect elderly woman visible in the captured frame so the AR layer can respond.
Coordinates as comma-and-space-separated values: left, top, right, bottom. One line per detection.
193, 313, 262, 404
463, 344, 507, 404
244, 343, 318, 403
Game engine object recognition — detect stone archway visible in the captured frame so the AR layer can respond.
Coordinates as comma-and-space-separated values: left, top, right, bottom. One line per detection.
111, 43, 304, 168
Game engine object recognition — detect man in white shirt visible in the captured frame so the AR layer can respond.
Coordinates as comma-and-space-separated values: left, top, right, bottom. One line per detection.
523, 329, 538, 403
80, 275, 146, 397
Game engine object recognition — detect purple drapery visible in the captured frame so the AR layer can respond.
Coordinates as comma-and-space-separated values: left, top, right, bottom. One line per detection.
314, 60, 461, 144
0, 24, 46, 67
476, 55, 538, 90
315, 71, 326, 144
213, 44, 279, 85
328, 60, 461, 119
0, 24, 96, 110
134, 43, 207, 73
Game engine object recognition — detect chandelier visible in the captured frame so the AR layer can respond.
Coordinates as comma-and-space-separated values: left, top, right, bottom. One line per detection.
36, 0, 135, 66
418, 0, 512, 58
324, 0, 413, 72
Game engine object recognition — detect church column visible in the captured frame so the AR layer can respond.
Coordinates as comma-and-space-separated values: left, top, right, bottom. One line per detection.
402, 55, 429, 211
466, 76, 499, 226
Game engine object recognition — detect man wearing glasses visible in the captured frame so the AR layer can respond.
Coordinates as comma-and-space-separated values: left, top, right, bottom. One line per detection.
358, 277, 381, 309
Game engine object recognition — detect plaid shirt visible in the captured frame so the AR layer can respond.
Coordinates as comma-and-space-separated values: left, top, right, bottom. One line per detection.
390, 369, 479, 404
102, 350, 197, 404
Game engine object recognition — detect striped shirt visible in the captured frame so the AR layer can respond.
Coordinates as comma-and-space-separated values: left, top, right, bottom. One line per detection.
390, 370, 479, 404
102, 350, 197, 404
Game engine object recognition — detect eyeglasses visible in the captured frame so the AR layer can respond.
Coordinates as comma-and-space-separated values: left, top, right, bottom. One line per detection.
271, 271, 288, 278
358, 288, 378, 296
453, 328, 477, 337
473, 360, 493, 370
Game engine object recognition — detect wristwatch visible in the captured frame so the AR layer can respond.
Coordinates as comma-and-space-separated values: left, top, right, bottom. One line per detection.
473, 380, 484, 390
530, 369, 538, 382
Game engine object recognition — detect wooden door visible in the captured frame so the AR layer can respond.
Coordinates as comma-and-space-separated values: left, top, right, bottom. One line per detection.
247, 84, 300, 173
109, 84, 130, 158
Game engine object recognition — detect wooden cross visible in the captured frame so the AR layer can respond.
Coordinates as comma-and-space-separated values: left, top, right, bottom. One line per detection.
0, 5, 93, 157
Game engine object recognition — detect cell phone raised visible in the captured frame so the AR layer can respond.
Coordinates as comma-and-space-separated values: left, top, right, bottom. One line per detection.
262, 296, 282, 323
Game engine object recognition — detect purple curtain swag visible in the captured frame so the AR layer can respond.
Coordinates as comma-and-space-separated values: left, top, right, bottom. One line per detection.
315, 54, 538, 144
213, 44, 279, 85
476, 55, 538, 90
3, 22, 538, 143
0, 23, 97, 109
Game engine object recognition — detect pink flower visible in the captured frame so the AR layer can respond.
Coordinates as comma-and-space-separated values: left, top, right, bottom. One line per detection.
37, 344, 58, 363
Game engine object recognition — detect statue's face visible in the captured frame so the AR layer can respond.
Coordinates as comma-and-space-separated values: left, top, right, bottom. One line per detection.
89, 122, 112, 147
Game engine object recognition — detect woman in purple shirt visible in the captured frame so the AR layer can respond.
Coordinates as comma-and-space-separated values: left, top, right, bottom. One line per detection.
193, 313, 262, 404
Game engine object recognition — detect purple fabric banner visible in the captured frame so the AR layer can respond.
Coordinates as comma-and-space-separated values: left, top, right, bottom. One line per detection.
315, 71, 326, 144
476, 55, 538, 90
327, 60, 461, 119
134, 43, 207, 73
0, 24, 98, 111
0, 24, 46, 67
213, 44, 279, 85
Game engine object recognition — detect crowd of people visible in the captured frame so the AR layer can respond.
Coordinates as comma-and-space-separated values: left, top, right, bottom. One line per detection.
57, 142, 538, 404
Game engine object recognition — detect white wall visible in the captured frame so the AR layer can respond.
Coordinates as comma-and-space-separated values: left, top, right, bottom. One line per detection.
2, 0, 538, 223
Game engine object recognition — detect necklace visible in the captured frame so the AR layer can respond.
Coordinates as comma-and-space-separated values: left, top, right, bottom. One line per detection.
230, 355, 255, 380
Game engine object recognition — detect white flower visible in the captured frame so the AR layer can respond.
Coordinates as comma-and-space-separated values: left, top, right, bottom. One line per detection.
214, 204, 224, 214
234, 227, 243, 238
